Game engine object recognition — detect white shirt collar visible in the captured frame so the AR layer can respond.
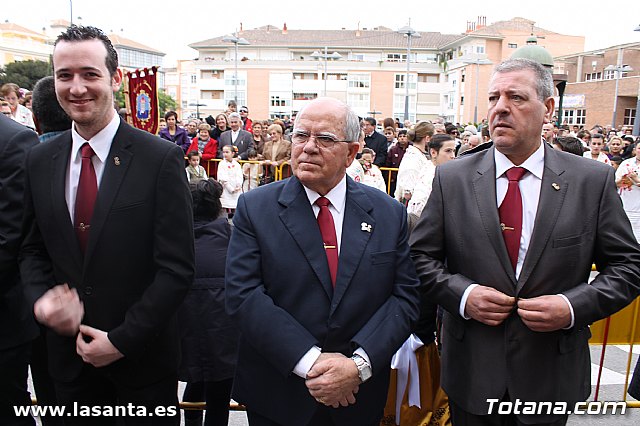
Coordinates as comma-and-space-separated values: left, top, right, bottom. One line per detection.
303, 175, 347, 214
494, 140, 545, 180
71, 111, 120, 163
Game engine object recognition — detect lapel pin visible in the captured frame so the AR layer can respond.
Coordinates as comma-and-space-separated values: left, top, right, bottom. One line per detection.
552, 183, 560, 191
114, 157, 121, 166
361, 222, 372, 233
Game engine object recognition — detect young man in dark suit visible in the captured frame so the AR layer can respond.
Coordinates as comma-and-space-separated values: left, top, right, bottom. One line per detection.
225, 97, 420, 425
410, 58, 640, 425
0, 114, 40, 426
19, 25, 194, 425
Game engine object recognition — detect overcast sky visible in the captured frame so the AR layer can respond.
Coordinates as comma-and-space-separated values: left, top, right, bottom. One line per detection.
6, 0, 640, 66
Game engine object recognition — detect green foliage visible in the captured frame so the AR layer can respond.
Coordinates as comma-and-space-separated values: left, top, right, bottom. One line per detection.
158, 89, 177, 116
0, 60, 52, 90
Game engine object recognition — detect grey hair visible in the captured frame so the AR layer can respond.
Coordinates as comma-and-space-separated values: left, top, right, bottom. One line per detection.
296, 98, 361, 142
228, 112, 241, 120
493, 58, 554, 102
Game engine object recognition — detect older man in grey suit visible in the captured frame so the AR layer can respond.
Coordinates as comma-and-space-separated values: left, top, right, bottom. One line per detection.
216, 112, 254, 160
410, 58, 640, 425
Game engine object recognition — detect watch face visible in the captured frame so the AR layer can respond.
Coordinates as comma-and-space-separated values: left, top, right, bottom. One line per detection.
360, 365, 372, 382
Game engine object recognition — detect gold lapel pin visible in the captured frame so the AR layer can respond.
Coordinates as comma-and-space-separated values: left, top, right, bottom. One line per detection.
114, 157, 121, 166
552, 183, 560, 191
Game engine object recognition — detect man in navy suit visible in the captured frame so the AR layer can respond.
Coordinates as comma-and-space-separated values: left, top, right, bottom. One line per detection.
19, 25, 194, 425
225, 97, 420, 426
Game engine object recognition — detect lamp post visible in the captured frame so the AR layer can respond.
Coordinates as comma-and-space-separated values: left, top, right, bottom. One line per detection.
189, 102, 206, 120
310, 48, 342, 96
222, 32, 250, 105
397, 25, 420, 121
633, 25, 640, 136
69, 0, 73, 25
605, 63, 633, 129
462, 57, 492, 124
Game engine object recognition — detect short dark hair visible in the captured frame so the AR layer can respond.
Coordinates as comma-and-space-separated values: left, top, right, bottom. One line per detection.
54, 25, 118, 76
553, 136, 584, 156
428, 133, 455, 152
190, 178, 223, 221
31, 76, 72, 134
164, 110, 178, 121
591, 132, 604, 141
187, 150, 201, 160
364, 117, 376, 126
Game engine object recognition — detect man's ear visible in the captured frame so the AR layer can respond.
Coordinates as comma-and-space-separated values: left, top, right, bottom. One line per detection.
543, 96, 555, 123
346, 142, 360, 167
112, 68, 123, 92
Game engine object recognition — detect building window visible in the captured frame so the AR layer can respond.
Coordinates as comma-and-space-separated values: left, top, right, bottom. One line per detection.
475, 46, 485, 54
271, 96, 288, 107
348, 73, 370, 88
293, 93, 318, 100
508, 43, 518, 49
624, 108, 636, 126
347, 93, 370, 109
418, 73, 439, 83
395, 74, 416, 90
604, 69, 615, 80
201, 70, 223, 79
584, 72, 602, 81
562, 109, 586, 125
190, 74, 197, 84
460, 96, 464, 105
326, 73, 347, 80
293, 73, 317, 80
461, 73, 465, 83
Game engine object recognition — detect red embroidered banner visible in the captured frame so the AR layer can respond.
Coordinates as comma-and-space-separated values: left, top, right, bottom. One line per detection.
125, 67, 159, 134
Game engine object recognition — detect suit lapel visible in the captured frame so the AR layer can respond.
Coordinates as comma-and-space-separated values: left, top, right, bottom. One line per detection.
471, 146, 517, 285
50, 134, 83, 269
279, 177, 334, 299
330, 179, 374, 316
516, 145, 567, 291
83, 122, 133, 264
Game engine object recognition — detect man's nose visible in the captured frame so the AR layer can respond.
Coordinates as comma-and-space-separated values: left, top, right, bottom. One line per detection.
69, 76, 87, 96
492, 95, 509, 114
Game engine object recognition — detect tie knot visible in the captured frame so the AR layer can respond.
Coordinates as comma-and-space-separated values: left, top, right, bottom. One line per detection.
506, 167, 527, 182
316, 196, 331, 208
80, 143, 95, 159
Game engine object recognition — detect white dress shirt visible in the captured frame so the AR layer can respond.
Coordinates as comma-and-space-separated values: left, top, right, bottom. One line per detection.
231, 129, 239, 144
293, 175, 371, 378
460, 142, 574, 326
65, 111, 120, 223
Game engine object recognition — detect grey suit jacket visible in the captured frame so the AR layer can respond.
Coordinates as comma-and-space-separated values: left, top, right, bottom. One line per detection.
410, 143, 640, 422
217, 129, 254, 160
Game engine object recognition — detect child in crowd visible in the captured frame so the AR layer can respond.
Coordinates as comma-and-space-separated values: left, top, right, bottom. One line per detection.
361, 148, 387, 193
185, 151, 208, 183
384, 126, 397, 152
217, 145, 243, 217
242, 148, 263, 193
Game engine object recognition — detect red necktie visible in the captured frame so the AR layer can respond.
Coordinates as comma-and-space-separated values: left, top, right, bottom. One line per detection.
499, 167, 527, 271
316, 197, 338, 287
74, 143, 98, 253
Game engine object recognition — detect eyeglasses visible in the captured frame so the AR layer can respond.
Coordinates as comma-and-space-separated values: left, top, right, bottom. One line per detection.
1, 111, 11, 115
291, 131, 352, 149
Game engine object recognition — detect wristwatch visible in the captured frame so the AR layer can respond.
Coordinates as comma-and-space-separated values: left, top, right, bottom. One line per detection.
351, 354, 372, 383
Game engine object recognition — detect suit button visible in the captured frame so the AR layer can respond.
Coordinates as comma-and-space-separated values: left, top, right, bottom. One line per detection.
84, 286, 93, 296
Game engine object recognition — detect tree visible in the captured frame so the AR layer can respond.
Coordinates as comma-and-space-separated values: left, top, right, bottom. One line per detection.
0, 60, 52, 90
158, 89, 177, 117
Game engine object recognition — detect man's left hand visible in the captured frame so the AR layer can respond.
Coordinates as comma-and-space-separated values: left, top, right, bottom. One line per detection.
76, 325, 124, 367
305, 353, 361, 408
517, 295, 571, 332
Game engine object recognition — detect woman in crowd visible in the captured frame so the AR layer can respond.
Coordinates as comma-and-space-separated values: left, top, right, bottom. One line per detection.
210, 113, 229, 142
407, 134, 456, 217
576, 129, 591, 149
616, 145, 640, 242
159, 110, 190, 153
179, 178, 238, 426
1, 83, 35, 129
607, 135, 624, 159
360, 147, 387, 192
187, 123, 219, 175
250, 121, 267, 156
261, 123, 291, 183
394, 121, 435, 204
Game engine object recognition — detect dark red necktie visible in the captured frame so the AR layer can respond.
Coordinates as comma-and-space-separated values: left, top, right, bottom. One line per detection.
499, 167, 527, 271
74, 143, 98, 253
316, 197, 338, 287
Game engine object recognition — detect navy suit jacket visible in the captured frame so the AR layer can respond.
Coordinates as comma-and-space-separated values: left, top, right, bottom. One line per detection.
20, 119, 195, 385
225, 176, 420, 425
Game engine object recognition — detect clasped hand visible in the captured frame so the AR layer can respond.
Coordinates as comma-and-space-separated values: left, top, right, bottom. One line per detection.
305, 353, 360, 408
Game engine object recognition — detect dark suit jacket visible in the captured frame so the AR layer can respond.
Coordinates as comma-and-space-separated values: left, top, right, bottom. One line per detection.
217, 129, 254, 160
0, 117, 39, 350
225, 176, 420, 425
364, 131, 388, 167
410, 143, 640, 422
19, 118, 195, 386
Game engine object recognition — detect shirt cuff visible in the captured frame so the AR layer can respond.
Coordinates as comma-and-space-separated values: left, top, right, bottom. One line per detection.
354, 347, 372, 372
292, 346, 322, 378
557, 294, 576, 329
460, 284, 479, 319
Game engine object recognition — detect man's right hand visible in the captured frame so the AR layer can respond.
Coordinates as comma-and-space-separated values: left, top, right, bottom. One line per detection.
34, 283, 84, 336
465, 285, 516, 326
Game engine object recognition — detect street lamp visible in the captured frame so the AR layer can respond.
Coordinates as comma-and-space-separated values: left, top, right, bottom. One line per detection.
310, 48, 342, 96
605, 63, 633, 129
222, 32, 250, 105
69, 0, 73, 25
633, 25, 640, 136
397, 25, 421, 121
462, 57, 492, 124
189, 102, 206, 120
